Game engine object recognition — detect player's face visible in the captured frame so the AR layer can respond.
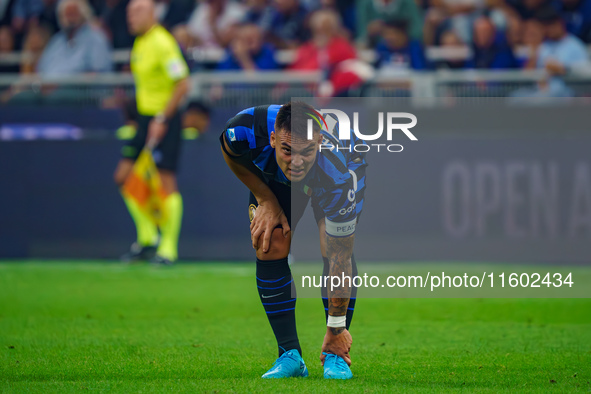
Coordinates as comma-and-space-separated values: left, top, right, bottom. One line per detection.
127, 0, 153, 35
271, 129, 321, 183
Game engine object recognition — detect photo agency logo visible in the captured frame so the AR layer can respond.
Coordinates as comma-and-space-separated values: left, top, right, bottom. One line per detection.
307, 109, 418, 153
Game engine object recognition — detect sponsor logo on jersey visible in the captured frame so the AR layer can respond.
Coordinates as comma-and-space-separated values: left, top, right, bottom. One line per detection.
348, 189, 356, 202
339, 201, 356, 216
167, 59, 186, 79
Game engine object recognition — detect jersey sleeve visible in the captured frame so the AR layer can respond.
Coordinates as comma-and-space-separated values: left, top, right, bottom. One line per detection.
313, 130, 362, 237
158, 33, 189, 81
319, 177, 357, 237
312, 159, 357, 238
220, 109, 255, 157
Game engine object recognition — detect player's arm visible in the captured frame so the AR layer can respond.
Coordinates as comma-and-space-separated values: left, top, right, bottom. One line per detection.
326, 233, 354, 317
147, 76, 189, 147
321, 232, 354, 366
160, 77, 190, 122
147, 38, 190, 146
221, 137, 290, 252
221, 137, 278, 210
316, 166, 358, 366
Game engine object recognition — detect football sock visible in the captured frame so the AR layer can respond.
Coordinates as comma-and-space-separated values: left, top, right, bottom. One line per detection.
256, 257, 301, 357
321, 254, 358, 330
157, 192, 183, 261
121, 191, 158, 247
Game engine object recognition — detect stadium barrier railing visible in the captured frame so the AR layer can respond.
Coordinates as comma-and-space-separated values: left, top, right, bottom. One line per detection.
3, 46, 591, 67
0, 69, 591, 107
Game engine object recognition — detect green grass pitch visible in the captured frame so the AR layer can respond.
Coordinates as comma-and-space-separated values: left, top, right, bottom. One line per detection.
1, 261, 590, 393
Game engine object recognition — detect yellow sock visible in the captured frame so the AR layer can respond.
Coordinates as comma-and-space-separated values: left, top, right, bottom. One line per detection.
157, 192, 183, 261
121, 191, 159, 247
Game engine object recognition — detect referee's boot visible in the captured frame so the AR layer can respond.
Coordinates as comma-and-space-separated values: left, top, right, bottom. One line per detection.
121, 243, 157, 263
149, 254, 174, 266
262, 349, 309, 379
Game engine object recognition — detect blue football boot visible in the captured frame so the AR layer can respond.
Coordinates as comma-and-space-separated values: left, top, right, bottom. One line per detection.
262, 349, 309, 379
323, 352, 353, 379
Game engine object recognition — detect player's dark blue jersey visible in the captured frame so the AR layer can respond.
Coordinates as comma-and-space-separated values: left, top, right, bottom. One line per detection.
220, 105, 288, 185
220, 104, 367, 237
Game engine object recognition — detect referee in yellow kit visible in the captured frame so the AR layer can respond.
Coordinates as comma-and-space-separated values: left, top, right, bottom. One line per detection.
114, 0, 189, 265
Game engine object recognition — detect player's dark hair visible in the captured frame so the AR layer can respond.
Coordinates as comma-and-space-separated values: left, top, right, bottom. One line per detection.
275, 101, 323, 139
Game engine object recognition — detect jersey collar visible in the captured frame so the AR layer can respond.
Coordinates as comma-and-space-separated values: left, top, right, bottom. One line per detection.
140, 24, 159, 39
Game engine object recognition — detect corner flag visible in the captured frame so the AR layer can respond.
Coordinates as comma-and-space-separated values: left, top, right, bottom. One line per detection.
121, 148, 167, 226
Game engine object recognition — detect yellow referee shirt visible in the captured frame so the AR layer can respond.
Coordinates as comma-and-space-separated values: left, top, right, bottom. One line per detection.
130, 25, 189, 116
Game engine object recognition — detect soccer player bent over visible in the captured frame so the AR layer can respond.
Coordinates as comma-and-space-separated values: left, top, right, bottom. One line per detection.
220, 102, 366, 379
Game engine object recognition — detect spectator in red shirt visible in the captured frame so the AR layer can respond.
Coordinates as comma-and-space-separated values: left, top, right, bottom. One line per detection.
290, 9, 371, 96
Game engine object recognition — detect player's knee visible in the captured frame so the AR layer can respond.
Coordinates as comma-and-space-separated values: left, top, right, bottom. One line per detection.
256, 227, 290, 261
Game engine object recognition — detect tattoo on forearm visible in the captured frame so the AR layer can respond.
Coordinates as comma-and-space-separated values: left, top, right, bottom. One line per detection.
330, 327, 345, 335
326, 234, 354, 318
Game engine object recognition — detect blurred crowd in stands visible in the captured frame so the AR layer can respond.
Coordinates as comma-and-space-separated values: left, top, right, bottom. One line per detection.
0, 0, 589, 95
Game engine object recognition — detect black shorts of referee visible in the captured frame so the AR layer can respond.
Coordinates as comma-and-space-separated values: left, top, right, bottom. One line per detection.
121, 111, 182, 172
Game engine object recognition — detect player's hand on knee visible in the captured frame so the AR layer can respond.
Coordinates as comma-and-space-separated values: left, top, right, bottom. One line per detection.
250, 200, 290, 253
320, 327, 352, 366
255, 227, 290, 260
